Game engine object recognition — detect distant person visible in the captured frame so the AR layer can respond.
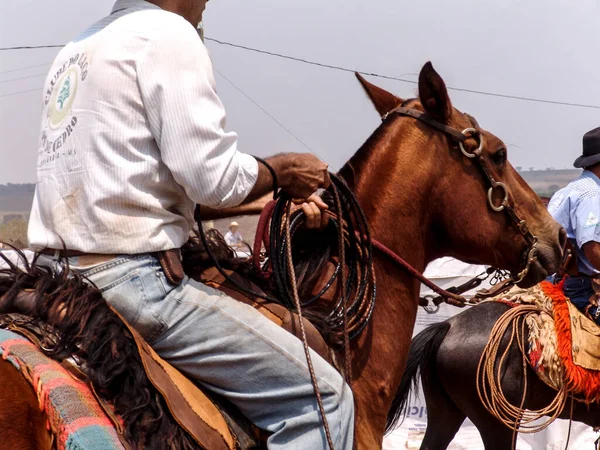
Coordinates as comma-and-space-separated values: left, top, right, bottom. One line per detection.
549, 126, 600, 323
225, 221, 244, 249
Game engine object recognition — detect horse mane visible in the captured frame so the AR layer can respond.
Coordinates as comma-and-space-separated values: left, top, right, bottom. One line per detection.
0, 250, 200, 450
338, 117, 396, 190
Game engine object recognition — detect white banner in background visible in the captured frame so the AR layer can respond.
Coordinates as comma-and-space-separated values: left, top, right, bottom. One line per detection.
383, 257, 599, 450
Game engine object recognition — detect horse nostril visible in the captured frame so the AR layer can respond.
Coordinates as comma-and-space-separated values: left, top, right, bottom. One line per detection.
558, 227, 568, 250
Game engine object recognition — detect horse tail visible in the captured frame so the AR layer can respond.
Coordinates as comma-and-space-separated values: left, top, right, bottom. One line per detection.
385, 321, 451, 434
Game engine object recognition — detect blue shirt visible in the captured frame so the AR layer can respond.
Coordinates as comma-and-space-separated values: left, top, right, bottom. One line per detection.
548, 170, 600, 276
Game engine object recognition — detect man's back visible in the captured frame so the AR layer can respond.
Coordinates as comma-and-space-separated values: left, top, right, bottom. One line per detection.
28, 2, 256, 254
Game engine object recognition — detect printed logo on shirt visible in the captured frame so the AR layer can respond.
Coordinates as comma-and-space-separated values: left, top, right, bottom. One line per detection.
585, 212, 599, 228
48, 67, 79, 129
40, 52, 90, 167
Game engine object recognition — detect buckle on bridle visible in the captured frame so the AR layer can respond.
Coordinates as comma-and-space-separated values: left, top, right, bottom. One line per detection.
512, 240, 539, 284
487, 182, 509, 212
459, 128, 484, 158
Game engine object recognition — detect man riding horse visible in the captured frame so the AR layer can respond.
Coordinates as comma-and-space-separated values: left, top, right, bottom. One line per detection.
27, 0, 353, 448
548, 126, 600, 323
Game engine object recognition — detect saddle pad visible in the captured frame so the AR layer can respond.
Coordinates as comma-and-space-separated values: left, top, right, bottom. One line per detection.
497, 282, 600, 401
0, 328, 125, 450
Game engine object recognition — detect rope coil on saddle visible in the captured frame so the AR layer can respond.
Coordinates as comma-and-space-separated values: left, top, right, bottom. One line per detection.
476, 305, 571, 435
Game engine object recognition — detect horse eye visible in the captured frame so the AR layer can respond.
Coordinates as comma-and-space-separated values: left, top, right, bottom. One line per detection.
491, 149, 507, 166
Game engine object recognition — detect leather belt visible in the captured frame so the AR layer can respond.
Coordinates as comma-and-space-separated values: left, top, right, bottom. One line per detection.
38, 248, 184, 285
38, 249, 117, 266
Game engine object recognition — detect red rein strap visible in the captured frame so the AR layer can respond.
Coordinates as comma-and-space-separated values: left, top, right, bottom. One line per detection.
370, 239, 470, 308
253, 200, 276, 272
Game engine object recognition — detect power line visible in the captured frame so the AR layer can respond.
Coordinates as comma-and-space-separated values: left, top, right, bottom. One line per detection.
0, 62, 52, 75
0, 88, 41, 99
213, 67, 317, 155
0, 73, 46, 84
0, 45, 64, 51
2, 40, 600, 110
205, 38, 600, 110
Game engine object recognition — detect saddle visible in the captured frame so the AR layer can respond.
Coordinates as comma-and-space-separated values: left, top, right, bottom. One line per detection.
496, 281, 600, 402
0, 266, 334, 449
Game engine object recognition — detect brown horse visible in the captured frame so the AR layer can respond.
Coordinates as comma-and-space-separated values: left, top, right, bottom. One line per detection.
0, 62, 564, 449
0, 358, 53, 449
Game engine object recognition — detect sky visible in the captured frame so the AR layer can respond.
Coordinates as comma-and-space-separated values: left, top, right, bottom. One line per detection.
1, 0, 599, 183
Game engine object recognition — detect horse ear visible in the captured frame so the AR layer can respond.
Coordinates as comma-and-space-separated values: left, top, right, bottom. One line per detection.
418, 62, 453, 122
355, 73, 403, 118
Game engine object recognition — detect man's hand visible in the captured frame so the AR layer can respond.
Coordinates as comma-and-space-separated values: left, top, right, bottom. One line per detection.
294, 194, 330, 230
278, 154, 331, 200
245, 153, 331, 204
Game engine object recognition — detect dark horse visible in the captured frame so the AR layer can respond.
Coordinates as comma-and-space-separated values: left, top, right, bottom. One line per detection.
393, 301, 600, 450
0, 63, 565, 449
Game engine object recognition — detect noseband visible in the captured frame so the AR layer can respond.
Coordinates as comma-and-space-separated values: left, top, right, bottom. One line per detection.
381, 104, 539, 293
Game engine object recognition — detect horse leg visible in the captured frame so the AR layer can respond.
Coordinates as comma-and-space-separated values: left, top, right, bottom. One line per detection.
419, 371, 466, 450
468, 414, 516, 450
436, 303, 526, 450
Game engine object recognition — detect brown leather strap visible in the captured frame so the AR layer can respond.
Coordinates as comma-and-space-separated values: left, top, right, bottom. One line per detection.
155, 249, 184, 285
38, 249, 118, 267
39, 248, 89, 257
383, 105, 468, 142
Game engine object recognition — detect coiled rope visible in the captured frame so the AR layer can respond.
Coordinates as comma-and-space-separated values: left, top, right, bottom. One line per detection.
476, 305, 569, 439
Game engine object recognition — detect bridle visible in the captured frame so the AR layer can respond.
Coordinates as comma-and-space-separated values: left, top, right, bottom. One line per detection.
376, 103, 540, 309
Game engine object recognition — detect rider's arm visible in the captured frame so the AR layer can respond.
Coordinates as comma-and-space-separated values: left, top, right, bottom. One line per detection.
583, 242, 600, 271
136, 19, 329, 209
137, 19, 257, 209
573, 193, 600, 270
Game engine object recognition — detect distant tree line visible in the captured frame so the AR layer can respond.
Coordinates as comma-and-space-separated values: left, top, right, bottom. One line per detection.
0, 183, 35, 195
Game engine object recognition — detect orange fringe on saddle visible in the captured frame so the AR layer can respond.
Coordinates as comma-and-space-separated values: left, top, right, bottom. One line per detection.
541, 280, 600, 402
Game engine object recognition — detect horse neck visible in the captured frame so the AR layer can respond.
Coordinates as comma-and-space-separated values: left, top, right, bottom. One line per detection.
342, 120, 442, 446
343, 118, 441, 270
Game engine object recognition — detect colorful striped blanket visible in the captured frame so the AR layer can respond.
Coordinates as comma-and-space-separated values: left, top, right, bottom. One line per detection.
0, 329, 124, 450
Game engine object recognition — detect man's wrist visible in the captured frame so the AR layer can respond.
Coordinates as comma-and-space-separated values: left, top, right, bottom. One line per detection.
266, 154, 296, 190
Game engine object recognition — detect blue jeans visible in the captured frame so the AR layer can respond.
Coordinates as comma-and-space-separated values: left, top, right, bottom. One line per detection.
563, 276, 599, 324
46, 254, 354, 449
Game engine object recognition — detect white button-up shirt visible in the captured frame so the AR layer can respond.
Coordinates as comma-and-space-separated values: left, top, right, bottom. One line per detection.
28, 0, 258, 254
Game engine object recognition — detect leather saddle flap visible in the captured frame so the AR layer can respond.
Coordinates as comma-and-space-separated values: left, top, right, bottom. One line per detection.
110, 307, 236, 450
567, 301, 600, 370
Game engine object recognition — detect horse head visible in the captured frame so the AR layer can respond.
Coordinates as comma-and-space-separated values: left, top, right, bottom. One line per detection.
350, 62, 565, 287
